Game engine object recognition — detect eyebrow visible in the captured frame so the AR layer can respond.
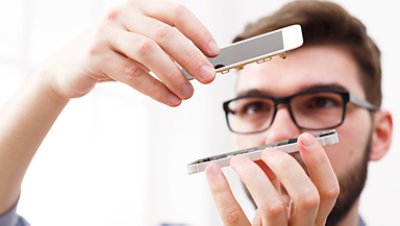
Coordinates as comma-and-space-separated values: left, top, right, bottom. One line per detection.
236, 84, 348, 98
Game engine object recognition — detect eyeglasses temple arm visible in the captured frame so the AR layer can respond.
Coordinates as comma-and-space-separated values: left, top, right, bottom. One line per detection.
349, 94, 378, 111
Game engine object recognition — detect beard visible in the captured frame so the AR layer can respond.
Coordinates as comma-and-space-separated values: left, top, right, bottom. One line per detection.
244, 135, 372, 226
325, 135, 371, 226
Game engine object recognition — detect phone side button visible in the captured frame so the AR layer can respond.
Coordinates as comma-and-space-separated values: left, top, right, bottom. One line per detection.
220, 69, 230, 74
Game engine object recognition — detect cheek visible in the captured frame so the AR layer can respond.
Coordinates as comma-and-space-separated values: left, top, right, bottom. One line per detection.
326, 137, 358, 174
326, 111, 372, 175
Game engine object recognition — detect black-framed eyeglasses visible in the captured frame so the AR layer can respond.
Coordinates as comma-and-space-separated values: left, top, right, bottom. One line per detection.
223, 86, 378, 134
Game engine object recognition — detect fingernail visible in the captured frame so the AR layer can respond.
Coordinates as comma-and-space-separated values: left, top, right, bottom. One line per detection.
168, 94, 181, 105
181, 82, 193, 99
199, 64, 215, 81
301, 133, 315, 147
208, 40, 220, 55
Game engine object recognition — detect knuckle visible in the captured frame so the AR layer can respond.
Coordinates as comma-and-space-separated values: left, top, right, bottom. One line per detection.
297, 191, 320, 210
123, 64, 143, 80
261, 202, 286, 218
88, 25, 111, 57
164, 69, 183, 82
147, 81, 162, 96
155, 25, 177, 42
222, 208, 242, 225
137, 39, 158, 56
88, 45, 103, 57
191, 26, 209, 40
181, 48, 202, 67
173, 4, 189, 18
321, 185, 340, 201
105, 7, 123, 22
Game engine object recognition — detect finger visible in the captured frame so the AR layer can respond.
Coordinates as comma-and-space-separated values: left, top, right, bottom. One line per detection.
97, 51, 182, 106
298, 133, 340, 225
261, 150, 319, 226
254, 160, 279, 186
230, 155, 288, 226
106, 26, 194, 100
205, 163, 250, 226
133, 1, 220, 57
119, 12, 215, 83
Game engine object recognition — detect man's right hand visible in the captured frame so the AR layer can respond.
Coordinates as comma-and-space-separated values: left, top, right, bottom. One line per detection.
39, 0, 219, 106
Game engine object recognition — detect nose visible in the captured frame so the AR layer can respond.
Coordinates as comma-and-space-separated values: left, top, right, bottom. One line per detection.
262, 106, 301, 144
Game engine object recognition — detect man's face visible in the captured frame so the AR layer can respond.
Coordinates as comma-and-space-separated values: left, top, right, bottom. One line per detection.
234, 45, 373, 223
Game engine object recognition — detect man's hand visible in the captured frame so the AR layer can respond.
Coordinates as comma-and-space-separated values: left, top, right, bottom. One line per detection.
40, 0, 219, 106
205, 133, 340, 226
0, 0, 219, 216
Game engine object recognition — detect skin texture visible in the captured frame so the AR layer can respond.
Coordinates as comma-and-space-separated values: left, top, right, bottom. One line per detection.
205, 45, 393, 226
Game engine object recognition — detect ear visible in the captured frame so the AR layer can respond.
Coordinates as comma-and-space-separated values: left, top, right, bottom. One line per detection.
370, 110, 393, 161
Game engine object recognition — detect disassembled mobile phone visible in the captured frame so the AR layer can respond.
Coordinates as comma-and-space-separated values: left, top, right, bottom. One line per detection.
183, 24, 303, 80
187, 130, 338, 174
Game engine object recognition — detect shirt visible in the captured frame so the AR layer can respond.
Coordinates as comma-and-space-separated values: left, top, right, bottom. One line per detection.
0, 202, 29, 226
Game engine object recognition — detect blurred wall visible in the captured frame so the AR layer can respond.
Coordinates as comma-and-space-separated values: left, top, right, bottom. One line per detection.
0, 0, 398, 225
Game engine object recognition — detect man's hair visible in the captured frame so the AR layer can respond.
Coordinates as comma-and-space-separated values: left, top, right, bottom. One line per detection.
233, 0, 382, 107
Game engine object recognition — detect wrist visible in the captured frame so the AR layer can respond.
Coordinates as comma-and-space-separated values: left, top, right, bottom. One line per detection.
28, 67, 70, 106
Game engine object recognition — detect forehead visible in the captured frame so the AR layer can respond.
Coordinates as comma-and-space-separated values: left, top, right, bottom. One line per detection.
236, 45, 365, 97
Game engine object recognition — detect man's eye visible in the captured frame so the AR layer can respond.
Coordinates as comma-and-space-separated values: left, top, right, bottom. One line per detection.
307, 97, 339, 109
239, 102, 271, 115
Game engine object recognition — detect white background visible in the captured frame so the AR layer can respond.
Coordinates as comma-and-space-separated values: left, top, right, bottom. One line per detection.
0, 0, 398, 225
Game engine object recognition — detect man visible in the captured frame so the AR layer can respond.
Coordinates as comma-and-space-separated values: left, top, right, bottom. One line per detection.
0, 1, 393, 226
204, 2, 393, 226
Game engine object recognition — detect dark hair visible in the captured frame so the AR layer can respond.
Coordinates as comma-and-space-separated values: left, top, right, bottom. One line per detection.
233, 0, 382, 107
